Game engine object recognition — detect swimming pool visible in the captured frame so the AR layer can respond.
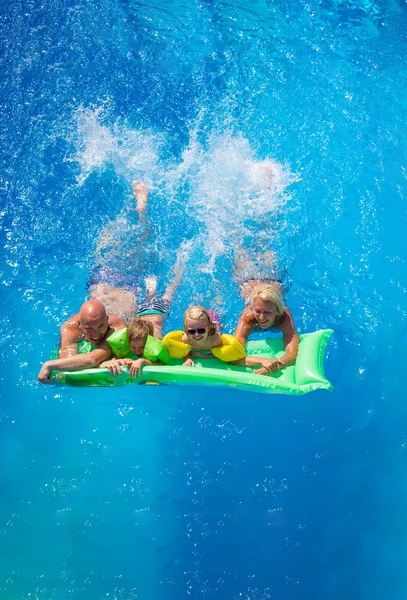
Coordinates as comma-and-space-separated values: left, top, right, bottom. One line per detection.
1, 0, 407, 597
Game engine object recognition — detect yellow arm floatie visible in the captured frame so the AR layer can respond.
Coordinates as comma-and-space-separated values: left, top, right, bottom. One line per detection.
212, 334, 246, 362
162, 331, 192, 359
162, 331, 246, 362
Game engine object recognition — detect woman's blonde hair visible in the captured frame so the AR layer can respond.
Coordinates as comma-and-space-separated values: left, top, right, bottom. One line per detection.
184, 305, 217, 336
128, 317, 154, 341
250, 284, 285, 317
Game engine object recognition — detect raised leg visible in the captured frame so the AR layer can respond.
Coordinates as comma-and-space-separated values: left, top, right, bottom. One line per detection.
162, 239, 193, 303
233, 248, 280, 302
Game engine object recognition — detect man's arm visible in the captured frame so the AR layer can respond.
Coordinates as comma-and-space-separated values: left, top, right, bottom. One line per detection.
59, 315, 81, 358
233, 309, 255, 346
38, 344, 113, 383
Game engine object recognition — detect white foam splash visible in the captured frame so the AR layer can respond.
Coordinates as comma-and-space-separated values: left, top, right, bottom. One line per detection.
71, 106, 163, 187
69, 107, 297, 284
165, 130, 298, 272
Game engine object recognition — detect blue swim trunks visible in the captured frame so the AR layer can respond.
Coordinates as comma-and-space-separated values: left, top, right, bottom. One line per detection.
136, 298, 171, 317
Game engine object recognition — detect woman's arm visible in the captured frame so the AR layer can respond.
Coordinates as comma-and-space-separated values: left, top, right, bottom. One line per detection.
231, 356, 283, 375
233, 309, 255, 346
278, 309, 299, 368
231, 308, 299, 375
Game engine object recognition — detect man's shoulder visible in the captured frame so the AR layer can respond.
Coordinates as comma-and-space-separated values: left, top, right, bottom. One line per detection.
61, 314, 81, 334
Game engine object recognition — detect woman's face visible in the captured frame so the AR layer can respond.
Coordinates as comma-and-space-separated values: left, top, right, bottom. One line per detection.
252, 298, 278, 328
185, 318, 210, 342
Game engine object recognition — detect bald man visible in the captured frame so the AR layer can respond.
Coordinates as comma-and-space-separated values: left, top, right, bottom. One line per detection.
38, 300, 126, 383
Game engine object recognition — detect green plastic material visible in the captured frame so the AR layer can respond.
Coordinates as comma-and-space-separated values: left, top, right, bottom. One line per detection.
143, 335, 169, 364
50, 339, 95, 360
107, 327, 130, 358
107, 328, 169, 364
50, 329, 333, 395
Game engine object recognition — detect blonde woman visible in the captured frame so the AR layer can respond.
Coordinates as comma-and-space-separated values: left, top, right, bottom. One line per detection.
234, 283, 299, 375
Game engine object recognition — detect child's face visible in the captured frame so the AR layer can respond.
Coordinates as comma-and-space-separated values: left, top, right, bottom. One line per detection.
185, 318, 210, 342
129, 335, 148, 356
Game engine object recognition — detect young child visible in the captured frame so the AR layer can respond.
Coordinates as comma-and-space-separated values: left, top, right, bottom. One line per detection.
100, 317, 166, 378
181, 306, 223, 367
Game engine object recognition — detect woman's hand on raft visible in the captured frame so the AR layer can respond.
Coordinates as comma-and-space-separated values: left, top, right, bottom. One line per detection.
254, 358, 283, 376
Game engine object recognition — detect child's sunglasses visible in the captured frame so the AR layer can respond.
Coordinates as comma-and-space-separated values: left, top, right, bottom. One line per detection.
187, 328, 207, 335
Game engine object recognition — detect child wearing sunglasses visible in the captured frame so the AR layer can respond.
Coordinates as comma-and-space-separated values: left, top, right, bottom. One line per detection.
181, 306, 223, 367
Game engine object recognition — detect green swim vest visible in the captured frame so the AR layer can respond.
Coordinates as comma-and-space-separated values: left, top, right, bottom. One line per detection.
106, 328, 169, 364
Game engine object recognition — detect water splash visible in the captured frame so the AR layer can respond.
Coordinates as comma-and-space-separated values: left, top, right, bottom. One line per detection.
166, 129, 299, 274
71, 106, 165, 187
68, 108, 298, 301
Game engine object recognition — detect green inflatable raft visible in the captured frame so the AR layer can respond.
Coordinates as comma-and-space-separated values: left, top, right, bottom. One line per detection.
49, 329, 333, 395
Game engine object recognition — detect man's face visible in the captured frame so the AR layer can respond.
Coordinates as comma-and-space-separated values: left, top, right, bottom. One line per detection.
130, 335, 148, 356
79, 313, 109, 345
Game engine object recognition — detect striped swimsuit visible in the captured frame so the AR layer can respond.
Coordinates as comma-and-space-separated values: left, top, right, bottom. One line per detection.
136, 298, 171, 317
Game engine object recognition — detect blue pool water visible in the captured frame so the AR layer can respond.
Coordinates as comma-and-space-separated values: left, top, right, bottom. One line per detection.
1, 0, 407, 598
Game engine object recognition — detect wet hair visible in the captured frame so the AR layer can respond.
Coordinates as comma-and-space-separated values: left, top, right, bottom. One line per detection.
184, 305, 217, 336
127, 318, 154, 341
250, 284, 285, 317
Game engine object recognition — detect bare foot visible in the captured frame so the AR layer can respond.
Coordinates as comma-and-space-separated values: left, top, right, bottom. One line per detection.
262, 250, 278, 269
233, 248, 255, 283
240, 279, 262, 302
132, 180, 148, 213
234, 249, 252, 270
162, 239, 194, 302
250, 162, 275, 190
144, 275, 157, 301
174, 239, 193, 271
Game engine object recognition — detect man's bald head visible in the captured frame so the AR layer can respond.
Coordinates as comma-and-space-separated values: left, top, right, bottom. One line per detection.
79, 300, 107, 322
79, 300, 109, 345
